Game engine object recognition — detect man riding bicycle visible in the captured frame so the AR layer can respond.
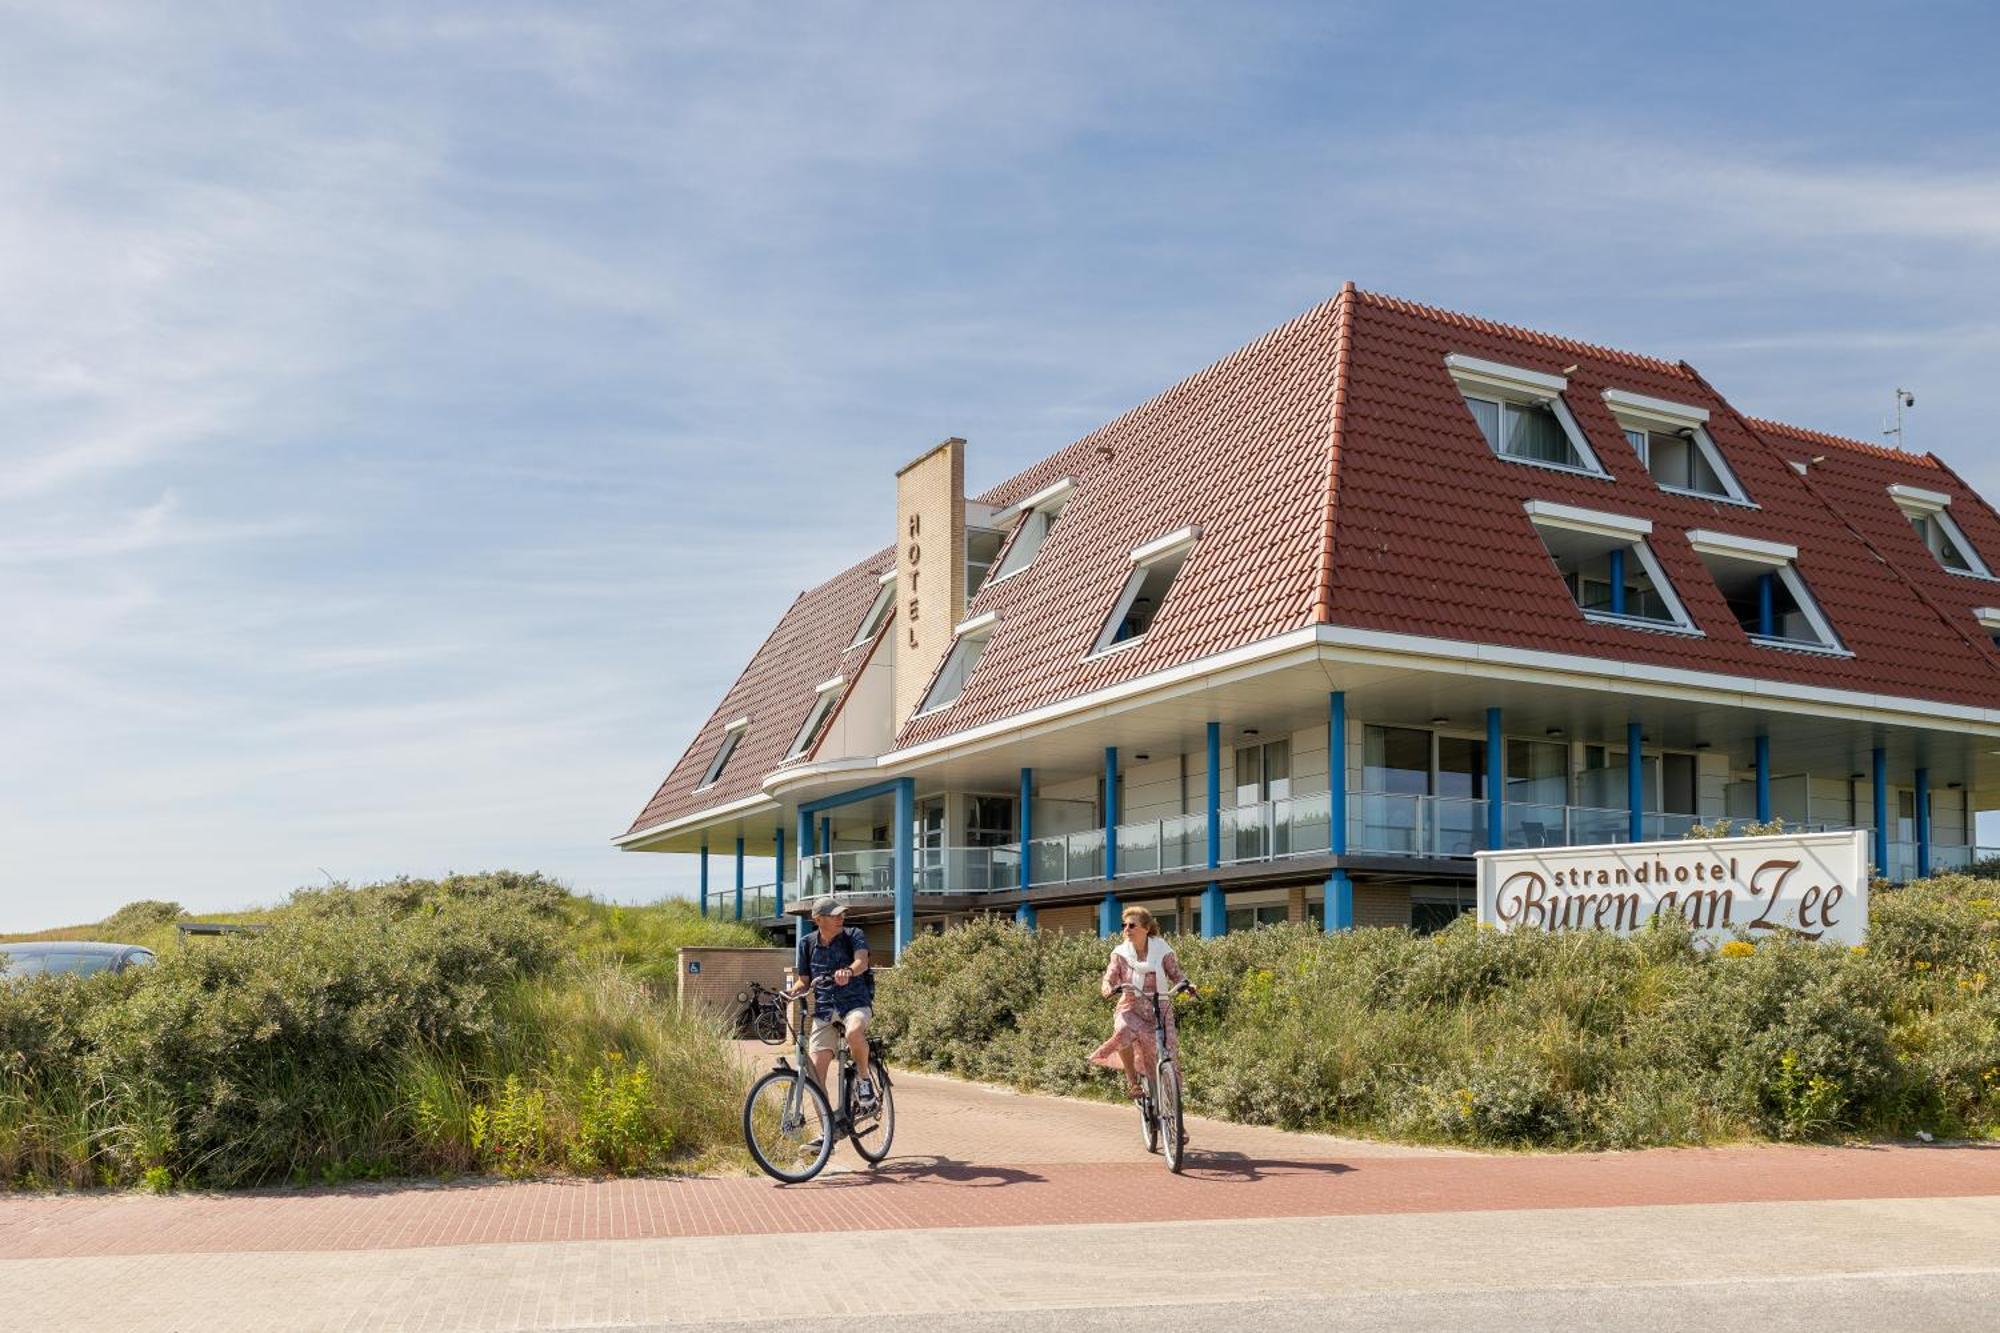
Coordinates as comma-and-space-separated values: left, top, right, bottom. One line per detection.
792, 896, 877, 1112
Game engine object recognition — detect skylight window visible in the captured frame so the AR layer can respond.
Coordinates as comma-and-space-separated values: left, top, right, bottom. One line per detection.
916, 612, 997, 714
1687, 531, 1844, 653
1445, 355, 1605, 476
697, 717, 750, 790
1889, 484, 1990, 578
989, 478, 1074, 583
1092, 527, 1198, 654
847, 573, 896, 649
966, 528, 1006, 597
1603, 389, 1750, 505
784, 678, 845, 761
1524, 501, 1697, 633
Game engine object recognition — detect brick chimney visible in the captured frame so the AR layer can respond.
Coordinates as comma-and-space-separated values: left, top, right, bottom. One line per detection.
893, 437, 966, 724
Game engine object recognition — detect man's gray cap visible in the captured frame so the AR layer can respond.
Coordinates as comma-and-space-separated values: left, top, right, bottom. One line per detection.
810, 896, 846, 918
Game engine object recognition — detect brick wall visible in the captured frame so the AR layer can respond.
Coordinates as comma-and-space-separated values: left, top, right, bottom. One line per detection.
676, 947, 791, 1019
893, 438, 966, 723
1038, 904, 1099, 936
1354, 885, 1408, 929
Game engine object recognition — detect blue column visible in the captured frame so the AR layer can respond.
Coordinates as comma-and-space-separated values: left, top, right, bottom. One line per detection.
1202, 721, 1224, 938
1608, 548, 1627, 617
773, 826, 785, 919
1757, 573, 1776, 637
1754, 735, 1771, 823
1486, 705, 1505, 850
1872, 747, 1889, 878
1325, 691, 1353, 932
1627, 722, 1644, 843
1016, 768, 1036, 930
1098, 892, 1122, 938
893, 778, 916, 959
820, 817, 831, 860
698, 843, 709, 917
1916, 767, 1931, 878
1101, 746, 1120, 934
734, 836, 745, 920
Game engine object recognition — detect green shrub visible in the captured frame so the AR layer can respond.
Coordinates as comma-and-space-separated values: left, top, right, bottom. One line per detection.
876, 875, 2000, 1150
0, 873, 755, 1189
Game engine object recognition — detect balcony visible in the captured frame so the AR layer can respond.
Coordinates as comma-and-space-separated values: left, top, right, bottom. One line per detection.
781, 792, 1979, 904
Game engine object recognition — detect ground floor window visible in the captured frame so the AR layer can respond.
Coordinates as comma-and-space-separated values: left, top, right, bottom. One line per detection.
1411, 899, 1473, 935
1225, 903, 1291, 932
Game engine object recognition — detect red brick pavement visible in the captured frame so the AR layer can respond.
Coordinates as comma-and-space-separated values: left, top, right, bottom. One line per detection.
2, 1144, 1997, 1259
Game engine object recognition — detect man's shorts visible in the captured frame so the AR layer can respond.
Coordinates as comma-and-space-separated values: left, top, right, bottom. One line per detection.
809, 1007, 871, 1055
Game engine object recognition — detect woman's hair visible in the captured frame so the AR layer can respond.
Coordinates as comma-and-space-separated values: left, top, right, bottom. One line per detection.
1120, 905, 1159, 937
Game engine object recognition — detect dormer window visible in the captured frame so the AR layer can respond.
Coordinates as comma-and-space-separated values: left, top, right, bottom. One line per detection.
1889, 484, 1990, 577
1603, 389, 1750, 505
1687, 531, 1844, 653
847, 571, 896, 649
785, 677, 845, 761
1525, 501, 1697, 633
916, 612, 996, 715
1974, 608, 2000, 650
1092, 527, 1198, 654
696, 716, 750, 790
1446, 355, 1606, 476
988, 477, 1074, 584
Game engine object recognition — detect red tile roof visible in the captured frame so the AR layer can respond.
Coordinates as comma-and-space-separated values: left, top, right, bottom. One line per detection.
627, 288, 2000, 836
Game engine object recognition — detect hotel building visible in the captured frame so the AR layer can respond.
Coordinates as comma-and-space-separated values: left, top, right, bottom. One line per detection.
617, 286, 2000, 956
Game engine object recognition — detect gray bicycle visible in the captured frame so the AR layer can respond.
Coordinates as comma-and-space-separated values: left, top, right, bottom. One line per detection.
1119, 981, 1195, 1174
742, 981, 894, 1183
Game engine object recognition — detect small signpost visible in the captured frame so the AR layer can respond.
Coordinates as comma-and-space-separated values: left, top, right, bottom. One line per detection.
687, 960, 702, 975
1476, 829, 1869, 946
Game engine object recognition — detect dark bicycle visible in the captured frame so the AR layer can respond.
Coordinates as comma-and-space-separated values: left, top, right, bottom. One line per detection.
741, 980, 895, 1183
734, 980, 789, 1044
1118, 981, 1194, 1174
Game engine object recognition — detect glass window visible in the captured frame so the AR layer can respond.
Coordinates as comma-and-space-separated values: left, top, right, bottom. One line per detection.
964, 796, 1015, 847
1436, 736, 1486, 801
785, 689, 842, 760
1364, 726, 1431, 795
1531, 522, 1688, 629
1506, 739, 1567, 806
1909, 512, 1975, 573
917, 632, 991, 713
992, 502, 1065, 582
1704, 560, 1834, 647
1095, 548, 1190, 652
1661, 753, 1698, 816
1234, 739, 1291, 805
1628, 427, 1731, 498
698, 728, 743, 789
1468, 394, 1588, 469
1411, 900, 1472, 935
965, 527, 1006, 598
849, 582, 894, 649
1225, 904, 1291, 933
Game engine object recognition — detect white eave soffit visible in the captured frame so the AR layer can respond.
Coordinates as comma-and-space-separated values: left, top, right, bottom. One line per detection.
1685, 529, 1797, 566
1444, 353, 1567, 399
723, 715, 752, 734
1522, 499, 1652, 542
813, 675, 846, 695
1888, 483, 1952, 515
953, 610, 1000, 638
1974, 607, 2000, 631
993, 476, 1076, 524
1130, 525, 1201, 565
1601, 388, 1710, 431
876, 567, 898, 585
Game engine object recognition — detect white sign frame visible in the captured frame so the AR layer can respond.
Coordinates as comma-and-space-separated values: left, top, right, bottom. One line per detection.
1476, 829, 1869, 946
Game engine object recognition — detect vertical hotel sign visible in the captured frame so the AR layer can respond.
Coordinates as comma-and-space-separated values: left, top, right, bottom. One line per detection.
893, 437, 966, 724
1476, 830, 1869, 946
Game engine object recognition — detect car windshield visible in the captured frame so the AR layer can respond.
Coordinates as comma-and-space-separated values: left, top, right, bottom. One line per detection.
1, 952, 117, 978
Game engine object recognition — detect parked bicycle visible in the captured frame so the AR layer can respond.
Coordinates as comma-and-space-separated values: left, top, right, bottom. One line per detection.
1119, 981, 1194, 1173
742, 979, 895, 1182
734, 980, 789, 1045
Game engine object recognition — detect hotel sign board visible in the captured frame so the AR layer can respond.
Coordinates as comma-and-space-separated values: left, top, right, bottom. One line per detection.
1476, 830, 1869, 946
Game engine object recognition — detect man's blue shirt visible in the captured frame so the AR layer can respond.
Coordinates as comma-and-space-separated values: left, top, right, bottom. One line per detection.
796, 925, 873, 1018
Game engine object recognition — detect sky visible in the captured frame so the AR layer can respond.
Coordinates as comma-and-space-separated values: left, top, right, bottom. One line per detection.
3, 1, 1998, 929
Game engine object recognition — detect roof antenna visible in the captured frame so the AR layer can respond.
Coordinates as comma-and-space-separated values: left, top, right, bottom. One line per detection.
1884, 388, 1915, 448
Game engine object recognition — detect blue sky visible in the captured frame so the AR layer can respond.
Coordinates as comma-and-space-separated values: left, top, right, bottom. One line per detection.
3, 2, 1997, 929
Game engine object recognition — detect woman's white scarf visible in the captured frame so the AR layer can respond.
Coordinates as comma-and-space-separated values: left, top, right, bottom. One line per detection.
1113, 936, 1178, 1002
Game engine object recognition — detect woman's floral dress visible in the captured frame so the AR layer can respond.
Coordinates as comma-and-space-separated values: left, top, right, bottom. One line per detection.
1089, 944, 1186, 1071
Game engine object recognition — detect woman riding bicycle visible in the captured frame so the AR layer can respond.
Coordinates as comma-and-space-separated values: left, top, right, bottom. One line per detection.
1090, 905, 1194, 1100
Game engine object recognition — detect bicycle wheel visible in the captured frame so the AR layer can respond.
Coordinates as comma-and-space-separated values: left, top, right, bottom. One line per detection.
752, 1001, 787, 1045
743, 1068, 834, 1183
847, 1057, 896, 1164
1159, 1064, 1186, 1174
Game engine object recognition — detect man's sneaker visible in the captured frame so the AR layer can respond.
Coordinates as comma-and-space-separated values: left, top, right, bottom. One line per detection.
801, 1136, 824, 1154
855, 1077, 877, 1108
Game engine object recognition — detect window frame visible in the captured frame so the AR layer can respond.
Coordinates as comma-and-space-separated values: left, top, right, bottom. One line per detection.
1088, 526, 1199, 657
913, 612, 998, 717
985, 477, 1075, 587
1685, 530, 1848, 655
783, 676, 846, 762
1446, 354, 1609, 479
1888, 484, 1993, 579
1523, 500, 1701, 635
846, 571, 897, 649
1602, 388, 1753, 506
695, 716, 751, 792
